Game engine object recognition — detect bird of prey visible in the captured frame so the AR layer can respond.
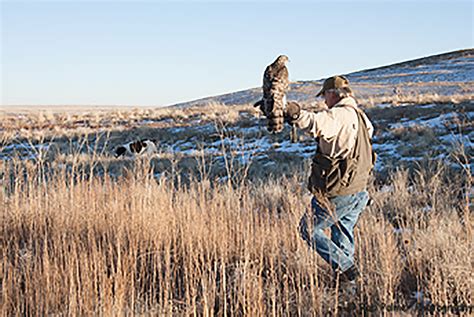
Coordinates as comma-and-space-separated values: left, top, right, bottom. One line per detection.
254, 55, 290, 134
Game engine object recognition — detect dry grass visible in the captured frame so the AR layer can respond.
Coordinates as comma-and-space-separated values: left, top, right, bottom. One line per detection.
1, 154, 472, 315
291, 80, 474, 109
360, 92, 474, 108
0, 102, 254, 144
0, 103, 472, 315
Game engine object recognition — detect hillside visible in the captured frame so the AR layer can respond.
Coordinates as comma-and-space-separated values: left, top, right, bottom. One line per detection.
2, 50, 473, 179
172, 49, 474, 107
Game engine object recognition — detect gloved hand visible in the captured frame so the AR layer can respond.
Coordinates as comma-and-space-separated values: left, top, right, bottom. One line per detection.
284, 101, 301, 124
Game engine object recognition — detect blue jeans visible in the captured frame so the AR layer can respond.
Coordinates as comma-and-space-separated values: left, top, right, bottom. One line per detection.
299, 191, 369, 272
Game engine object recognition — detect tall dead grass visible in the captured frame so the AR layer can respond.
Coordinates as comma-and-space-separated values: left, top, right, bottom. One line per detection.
1, 155, 472, 315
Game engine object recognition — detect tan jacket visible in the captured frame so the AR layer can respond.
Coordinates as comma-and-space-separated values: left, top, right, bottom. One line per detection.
294, 97, 374, 158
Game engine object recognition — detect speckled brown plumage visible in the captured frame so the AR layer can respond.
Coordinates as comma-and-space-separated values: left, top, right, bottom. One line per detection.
259, 55, 289, 133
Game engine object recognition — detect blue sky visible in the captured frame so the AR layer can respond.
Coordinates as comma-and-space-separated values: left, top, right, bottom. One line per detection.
1, 0, 473, 107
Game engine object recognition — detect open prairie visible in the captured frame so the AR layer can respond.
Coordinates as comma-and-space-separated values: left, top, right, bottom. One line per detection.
1, 51, 473, 315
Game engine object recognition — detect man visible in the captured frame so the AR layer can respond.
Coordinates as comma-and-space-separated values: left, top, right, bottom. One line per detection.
283, 76, 375, 289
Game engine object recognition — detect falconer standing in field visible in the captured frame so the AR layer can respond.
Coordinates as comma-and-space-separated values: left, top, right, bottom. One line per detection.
283, 76, 375, 291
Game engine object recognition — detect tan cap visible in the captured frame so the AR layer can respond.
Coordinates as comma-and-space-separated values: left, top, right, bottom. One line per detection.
316, 75, 351, 97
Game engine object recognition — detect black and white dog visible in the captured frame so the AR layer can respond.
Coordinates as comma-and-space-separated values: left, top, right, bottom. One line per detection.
114, 139, 158, 158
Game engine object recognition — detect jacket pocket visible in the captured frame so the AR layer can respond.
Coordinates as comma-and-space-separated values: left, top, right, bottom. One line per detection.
308, 153, 345, 194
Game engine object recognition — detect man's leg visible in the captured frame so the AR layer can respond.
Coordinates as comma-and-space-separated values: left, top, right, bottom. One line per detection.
330, 191, 369, 260
298, 192, 368, 272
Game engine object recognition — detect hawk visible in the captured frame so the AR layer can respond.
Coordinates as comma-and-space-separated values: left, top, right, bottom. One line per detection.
254, 55, 290, 134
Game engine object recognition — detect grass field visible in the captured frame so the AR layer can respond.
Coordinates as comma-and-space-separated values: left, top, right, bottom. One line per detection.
1, 103, 472, 315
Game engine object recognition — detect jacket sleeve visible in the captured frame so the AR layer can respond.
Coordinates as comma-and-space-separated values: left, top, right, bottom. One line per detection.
294, 109, 342, 139
363, 113, 374, 138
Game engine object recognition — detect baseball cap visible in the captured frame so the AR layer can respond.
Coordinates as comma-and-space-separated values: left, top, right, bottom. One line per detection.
316, 75, 351, 97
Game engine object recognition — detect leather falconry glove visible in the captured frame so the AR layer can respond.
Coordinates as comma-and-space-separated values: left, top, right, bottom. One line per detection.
284, 101, 301, 124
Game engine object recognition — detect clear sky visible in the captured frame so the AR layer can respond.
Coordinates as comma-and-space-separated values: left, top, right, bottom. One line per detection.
1, 0, 473, 107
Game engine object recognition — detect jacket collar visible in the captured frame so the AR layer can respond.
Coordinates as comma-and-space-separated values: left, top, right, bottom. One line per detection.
334, 96, 358, 109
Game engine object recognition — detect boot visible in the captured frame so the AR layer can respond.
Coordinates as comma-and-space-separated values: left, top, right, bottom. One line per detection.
340, 265, 359, 283
333, 266, 360, 295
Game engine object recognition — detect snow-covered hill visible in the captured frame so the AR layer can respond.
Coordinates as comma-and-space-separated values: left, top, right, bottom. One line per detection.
172, 49, 473, 107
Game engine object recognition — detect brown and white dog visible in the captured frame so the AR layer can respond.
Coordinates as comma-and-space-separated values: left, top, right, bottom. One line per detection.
114, 139, 158, 158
